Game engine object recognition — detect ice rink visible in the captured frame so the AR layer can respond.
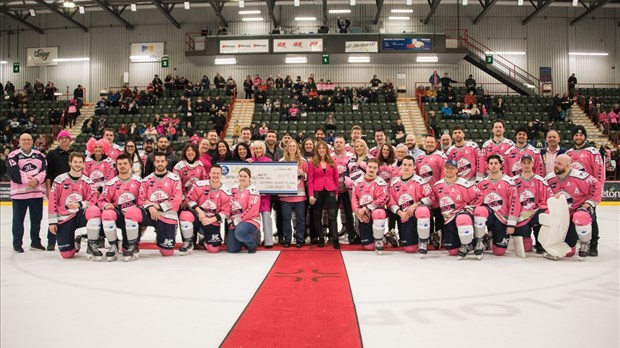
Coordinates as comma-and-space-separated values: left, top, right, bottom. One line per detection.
1, 204, 619, 348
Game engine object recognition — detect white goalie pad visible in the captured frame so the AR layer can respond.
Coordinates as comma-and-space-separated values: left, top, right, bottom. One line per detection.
537, 196, 571, 258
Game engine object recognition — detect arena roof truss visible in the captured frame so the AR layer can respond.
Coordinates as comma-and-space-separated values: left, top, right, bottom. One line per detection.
90, 0, 134, 29
0, 6, 45, 34
569, 0, 612, 25
31, 0, 89, 32
522, 0, 555, 25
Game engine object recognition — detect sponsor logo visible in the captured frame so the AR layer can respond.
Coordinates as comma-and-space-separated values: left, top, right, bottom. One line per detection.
33, 49, 51, 60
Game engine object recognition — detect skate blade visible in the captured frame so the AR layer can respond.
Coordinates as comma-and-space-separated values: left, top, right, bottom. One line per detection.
179, 250, 193, 256
375, 249, 383, 255
87, 255, 102, 261
123, 254, 139, 262
457, 255, 466, 260
476, 254, 483, 260
107, 255, 118, 262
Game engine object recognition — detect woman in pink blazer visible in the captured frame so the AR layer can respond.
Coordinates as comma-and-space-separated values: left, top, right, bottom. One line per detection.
308, 140, 340, 249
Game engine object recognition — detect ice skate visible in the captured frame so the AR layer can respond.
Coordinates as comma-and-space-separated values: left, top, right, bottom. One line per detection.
86, 240, 103, 261
543, 252, 559, 261
179, 239, 194, 256
578, 241, 590, 261
418, 239, 428, 258
457, 244, 471, 260
374, 240, 384, 255
430, 230, 442, 250
474, 239, 485, 260
106, 243, 119, 262
384, 232, 399, 248
123, 244, 139, 261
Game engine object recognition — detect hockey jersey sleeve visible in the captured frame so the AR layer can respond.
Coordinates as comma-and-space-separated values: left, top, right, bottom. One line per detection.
506, 182, 520, 227
367, 180, 388, 210
159, 176, 182, 213
586, 176, 602, 207
237, 187, 260, 225
351, 182, 361, 211
186, 182, 202, 210
48, 179, 61, 224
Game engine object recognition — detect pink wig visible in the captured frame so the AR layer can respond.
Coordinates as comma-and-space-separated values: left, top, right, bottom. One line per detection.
87, 137, 111, 156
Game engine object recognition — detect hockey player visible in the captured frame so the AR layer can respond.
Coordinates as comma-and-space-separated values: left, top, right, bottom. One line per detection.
503, 126, 544, 177
545, 154, 602, 260
351, 158, 389, 254
447, 126, 480, 182
512, 154, 553, 254
180, 165, 231, 254
227, 168, 262, 253
478, 119, 515, 176
99, 154, 142, 261
565, 125, 605, 256
344, 125, 363, 154
473, 155, 520, 257
430, 159, 481, 259
84, 137, 116, 194
332, 135, 358, 244
48, 152, 102, 259
388, 156, 433, 255
123, 152, 182, 260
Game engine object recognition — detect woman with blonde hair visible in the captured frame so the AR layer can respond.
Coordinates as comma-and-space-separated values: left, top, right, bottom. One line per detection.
345, 139, 371, 190
280, 139, 308, 247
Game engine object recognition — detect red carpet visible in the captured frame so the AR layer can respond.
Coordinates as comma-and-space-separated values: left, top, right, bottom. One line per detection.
220, 251, 362, 348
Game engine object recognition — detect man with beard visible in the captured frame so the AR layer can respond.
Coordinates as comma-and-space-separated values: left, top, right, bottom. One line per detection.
503, 126, 544, 177
144, 135, 179, 176
405, 134, 424, 160
446, 126, 480, 183
369, 129, 387, 158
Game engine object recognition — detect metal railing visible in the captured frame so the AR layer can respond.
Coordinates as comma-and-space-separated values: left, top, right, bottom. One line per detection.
445, 29, 540, 94
185, 32, 209, 52
414, 82, 524, 96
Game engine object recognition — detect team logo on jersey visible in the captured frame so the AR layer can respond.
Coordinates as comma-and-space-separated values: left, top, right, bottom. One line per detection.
557, 191, 574, 207
359, 194, 374, 206
419, 164, 433, 182
118, 192, 136, 210
570, 162, 585, 172
21, 163, 37, 172
337, 165, 346, 175
483, 192, 504, 211
457, 158, 472, 177
511, 162, 522, 176
439, 196, 456, 214
201, 199, 218, 216
162, 239, 174, 248
519, 190, 536, 209
379, 171, 391, 181
63, 184, 70, 190
149, 190, 169, 203
230, 201, 243, 216
398, 193, 414, 209
90, 170, 105, 184
64, 193, 83, 207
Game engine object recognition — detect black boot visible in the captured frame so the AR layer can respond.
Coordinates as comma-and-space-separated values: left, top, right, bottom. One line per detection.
589, 243, 598, 257
348, 235, 361, 245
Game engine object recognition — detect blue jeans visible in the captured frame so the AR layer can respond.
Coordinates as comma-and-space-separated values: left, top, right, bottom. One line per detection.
281, 200, 305, 244
226, 222, 259, 253
12, 198, 43, 248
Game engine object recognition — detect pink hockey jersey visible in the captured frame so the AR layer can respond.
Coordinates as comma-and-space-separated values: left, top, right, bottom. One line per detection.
388, 175, 432, 214
84, 156, 116, 190
173, 160, 207, 197
565, 146, 605, 193
446, 142, 480, 181
390, 162, 403, 179
345, 155, 371, 190
6, 148, 47, 200
108, 144, 124, 162
545, 169, 602, 214
378, 161, 395, 182
478, 138, 515, 175
186, 180, 232, 227
369, 145, 385, 159
229, 184, 261, 229
138, 171, 182, 223
351, 177, 389, 212
431, 178, 481, 224
476, 175, 521, 227
511, 174, 552, 226
415, 150, 447, 186
99, 175, 142, 211
48, 173, 97, 225
503, 144, 544, 177
332, 150, 355, 193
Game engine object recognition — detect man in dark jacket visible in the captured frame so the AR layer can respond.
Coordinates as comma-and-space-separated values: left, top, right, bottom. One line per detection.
143, 135, 179, 176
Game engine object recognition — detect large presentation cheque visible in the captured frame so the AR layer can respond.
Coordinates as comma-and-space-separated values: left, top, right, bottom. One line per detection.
219, 162, 299, 195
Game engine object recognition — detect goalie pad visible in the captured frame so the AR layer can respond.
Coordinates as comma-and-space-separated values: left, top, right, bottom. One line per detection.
537, 196, 571, 258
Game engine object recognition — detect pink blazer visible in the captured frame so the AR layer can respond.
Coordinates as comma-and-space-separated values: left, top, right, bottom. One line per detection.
308, 161, 339, 197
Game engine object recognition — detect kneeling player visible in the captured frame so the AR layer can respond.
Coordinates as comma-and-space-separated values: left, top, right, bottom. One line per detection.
180, 165, 231, 254
123, 152, 182, 260
352, 159, 389, 255
99, 154, 142, 261
388, 156, 433, 256
431, 160, 481, 259
545, 154, 601, 260
48, 152, 102, 260
227, 168, 262, 253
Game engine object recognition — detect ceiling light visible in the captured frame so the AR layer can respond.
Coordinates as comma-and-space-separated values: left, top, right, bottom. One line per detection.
572, 0, 578, 6
485, 51, 526, 55
29, 9, 36, 16
53, 58, 90, 62
131, 3, 137, 11
242, 17, 264, 21
294, 0, 300, 6
329, 9, 351, 14
350, 0, 356, 5
568, 52, 608, 56
348, 56, 370, 63
518, 0, 524, 5
63, 0, 75, 8
0, 61, 8, 64
184, 2, 190, 10
525, 84, 536, 88
391, 9, 413, 13
239, 10, 260, 14
215, 57, 237, 65
79, 6, 85, 14
285, 57, 307, 64
389, 16, 410, 20
130, 55, 151, 60
295, 17, 316, 21
416, 56, 438, 63
239, 0, 244, 7
462, 0, 468, 5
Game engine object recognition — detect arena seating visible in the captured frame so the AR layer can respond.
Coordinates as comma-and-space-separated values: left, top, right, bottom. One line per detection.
1, 98, 68, 144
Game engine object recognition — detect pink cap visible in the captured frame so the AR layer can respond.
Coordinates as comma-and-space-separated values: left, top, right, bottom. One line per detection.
57, 130, 72, 140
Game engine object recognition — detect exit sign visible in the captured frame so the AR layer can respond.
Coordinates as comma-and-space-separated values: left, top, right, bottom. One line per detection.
161, 56, 169, 68
322, 54, 329, 65
485, 54, 493, 65
13, 62, 20, 73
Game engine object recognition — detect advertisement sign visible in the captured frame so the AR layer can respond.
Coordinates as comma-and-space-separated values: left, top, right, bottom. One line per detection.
219, 162, 298, 194
273, 38, 323, 52
130, 42, 165, 62
540, 67, 552, 82
382, 38, 432, 51
220, 39, 269, 54
602, 181, 620, 202
26, 47, 59, 66
345, 41, 378, 53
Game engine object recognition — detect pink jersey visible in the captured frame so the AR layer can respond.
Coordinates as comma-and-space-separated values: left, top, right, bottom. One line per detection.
344, 143, 356, 155
476, 175, 520, 226
545, 169, 602, 214
446, 141, 480, 181
84, 156, 116, 189
431, 178, 481, 223
173, 160, 207, 197
378, 161, 395, 182
6, 148, 47, 200
503, 144, 544, 177
566, 146, 605, 193
186, 180, 231, 226
48, 173, 97, 225
351, 176, 389, 211
140, 151, 151, 167
345, 156, 371, 190
479, 138, 515, 175
108, 144, 124, 162
99, 175, 142, 211
369, 145, 386, 159
512, 174, 552, 226
391, 162, 403, 179
230, 184, 261, 229
388, 175, 432, 214
332, 150, 355, 193
139, 171, 182, 223
415, 150, 447, 186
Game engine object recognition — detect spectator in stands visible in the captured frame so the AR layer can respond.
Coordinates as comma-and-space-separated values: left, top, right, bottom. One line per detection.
568, 73, 577, 98
5, 81, 16, 95
73, 84, 85, 108
427, 111, 440, 137
452, 102, 465, 119
243, 75, 253, 99
391, 119, 406, 143
481, 90, 493, 112
464, 90, 477, 108
440, 73, 457, 91
0, 82, 3, 97
288, 104, 300, 121
214, 73, 225, 89
550, 105, 563, 122
66, 99, 80, 128
428, 71, 440, 90
441, 102, 453, 118
443, 85, 456, 102
494, 97, 507, 118
24, 116, 38, 133
34, 134, 47, 152
561, 93, 572, 121
465, 74, 476, 93
426, 87, 437, 102
469, 104, 481, 120
33, 79, 44, 98
385, 88, 397, 103
44, 81, 57, 100
255, 88, 267, 104
337, 16, 351, 33
259, 123, 269, 140
263, 99, 273, 113
324, 114, 337, 131
370, 75, 382, 87
226, 76, 237, 96
95, 97, 108, 115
